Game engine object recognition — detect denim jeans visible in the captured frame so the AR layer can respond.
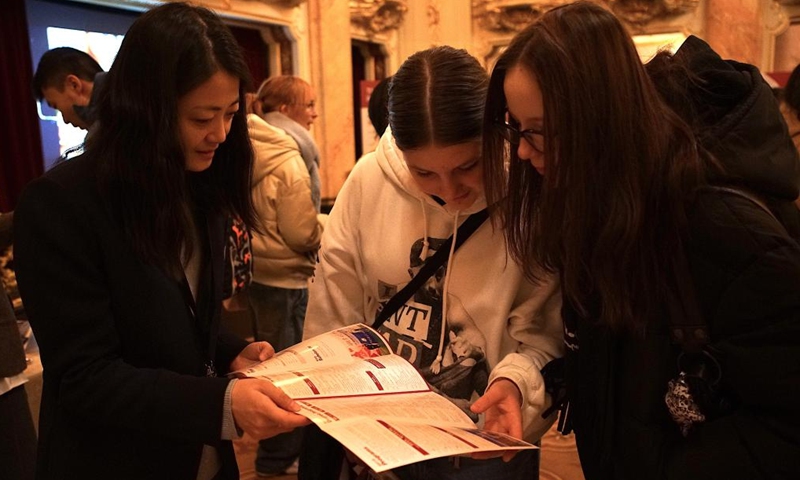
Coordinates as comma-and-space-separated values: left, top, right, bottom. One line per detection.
248, 283, 308, 474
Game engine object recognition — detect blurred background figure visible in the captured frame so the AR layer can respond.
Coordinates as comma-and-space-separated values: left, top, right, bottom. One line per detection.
32, 47, 104, 131
367, 76, 392, 139
248, 76, 327, 478
0, 210, 36, 480
32, 47, 106, 163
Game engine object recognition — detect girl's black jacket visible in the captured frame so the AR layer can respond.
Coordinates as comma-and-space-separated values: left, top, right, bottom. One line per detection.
565, 36, 800, 480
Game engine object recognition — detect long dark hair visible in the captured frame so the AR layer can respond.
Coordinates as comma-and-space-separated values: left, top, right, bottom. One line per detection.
89, 2, 256, 276
483, 1, 705, 330
390, 46, 488, 150
785, 63, 800, 121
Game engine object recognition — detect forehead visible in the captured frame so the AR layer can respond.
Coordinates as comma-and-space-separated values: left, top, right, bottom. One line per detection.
402, 141, 481, 172
179, 70, 240, 110
294, 83, 314, 102
503, 65, 544, 120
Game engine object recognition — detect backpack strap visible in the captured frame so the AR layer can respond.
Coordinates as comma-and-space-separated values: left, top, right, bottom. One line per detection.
703, 185, 785, 231
670, 185, 786, 352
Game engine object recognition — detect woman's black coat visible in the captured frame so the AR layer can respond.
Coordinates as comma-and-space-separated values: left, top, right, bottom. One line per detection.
14, 154, 249, 479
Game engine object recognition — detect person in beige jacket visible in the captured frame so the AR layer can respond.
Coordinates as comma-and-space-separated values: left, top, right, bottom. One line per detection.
246, 76, 326, 476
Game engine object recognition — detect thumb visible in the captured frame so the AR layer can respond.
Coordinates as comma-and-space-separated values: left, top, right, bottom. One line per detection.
255, 342, 275, 361
260, 382, 301, 412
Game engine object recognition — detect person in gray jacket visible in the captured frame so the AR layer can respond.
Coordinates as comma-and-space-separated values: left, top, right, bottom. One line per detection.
247, 76, 326, 477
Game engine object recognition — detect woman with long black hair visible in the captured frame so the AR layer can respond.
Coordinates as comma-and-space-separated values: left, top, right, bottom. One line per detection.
14, 3, 309, 478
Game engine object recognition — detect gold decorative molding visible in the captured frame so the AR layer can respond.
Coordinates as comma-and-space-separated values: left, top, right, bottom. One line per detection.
428, 0, 442, 44
350, 0, 409, 35
241, 0, 308, 6
765, 0, 791, 35
428, 1, 441, 28
472, 1, 566, 33
604, 0, 700, 28
473, 0, 700, 33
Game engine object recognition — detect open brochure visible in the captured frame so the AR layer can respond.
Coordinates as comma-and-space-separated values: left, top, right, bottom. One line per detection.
230, 323, 535, 473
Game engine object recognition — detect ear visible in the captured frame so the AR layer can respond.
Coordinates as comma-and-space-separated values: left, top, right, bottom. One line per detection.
278, 104, 290, 114
63, 74, 83, 93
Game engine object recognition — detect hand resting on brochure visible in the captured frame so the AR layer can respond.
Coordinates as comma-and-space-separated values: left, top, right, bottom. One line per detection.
229, 323, 536, 473
229, 341, 311, 440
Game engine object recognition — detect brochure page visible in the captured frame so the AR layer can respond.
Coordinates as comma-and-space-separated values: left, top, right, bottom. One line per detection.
231, 324, 535, 473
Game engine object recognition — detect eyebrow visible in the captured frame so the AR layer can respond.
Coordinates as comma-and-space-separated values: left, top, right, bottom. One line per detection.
508, 110, 543, 125
410, 156, 480, 174
191, 98, 240, 112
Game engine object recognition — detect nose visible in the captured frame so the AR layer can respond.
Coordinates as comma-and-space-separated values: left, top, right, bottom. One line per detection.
440, 176, 462, 202
516, 140, 535, 162
207, 117, 229, 144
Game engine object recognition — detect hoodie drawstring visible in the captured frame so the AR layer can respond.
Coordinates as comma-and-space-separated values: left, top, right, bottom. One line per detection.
418, 198, 430, 260
430, 210, 460, 375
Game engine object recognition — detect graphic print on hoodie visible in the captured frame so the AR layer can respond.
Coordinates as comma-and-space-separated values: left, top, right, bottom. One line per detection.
375, 234, 489, 416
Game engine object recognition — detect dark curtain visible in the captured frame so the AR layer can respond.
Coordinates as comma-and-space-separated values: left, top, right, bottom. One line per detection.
1, 0, 44, 212
351, 45, 366, 160
229, 25, 270, 92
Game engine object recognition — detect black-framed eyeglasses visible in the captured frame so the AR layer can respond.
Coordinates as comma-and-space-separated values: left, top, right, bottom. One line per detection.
494, 120, 545, 154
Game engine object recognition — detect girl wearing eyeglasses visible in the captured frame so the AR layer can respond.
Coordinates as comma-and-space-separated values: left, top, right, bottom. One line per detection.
482, 2, 800, 479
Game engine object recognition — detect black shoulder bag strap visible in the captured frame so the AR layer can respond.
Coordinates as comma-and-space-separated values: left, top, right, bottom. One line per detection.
670, 185, 784, 352
371, 208, 489, 330
665, 185, 783, 435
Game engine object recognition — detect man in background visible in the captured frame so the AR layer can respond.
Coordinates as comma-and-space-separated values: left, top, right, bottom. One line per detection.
33, 47, 104, 131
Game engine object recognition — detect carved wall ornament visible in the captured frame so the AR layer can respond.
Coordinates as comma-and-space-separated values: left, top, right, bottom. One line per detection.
765, 0, 791, 35
474, 0, 701, 33
241, 0, 308, 6
428, 1, 441, 28
472, 1, 568, 33
350, 0, 409, 35
603, 0, 700, 28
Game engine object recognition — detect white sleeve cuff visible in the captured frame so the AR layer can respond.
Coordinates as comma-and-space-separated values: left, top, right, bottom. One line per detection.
489, 354, 556, 442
